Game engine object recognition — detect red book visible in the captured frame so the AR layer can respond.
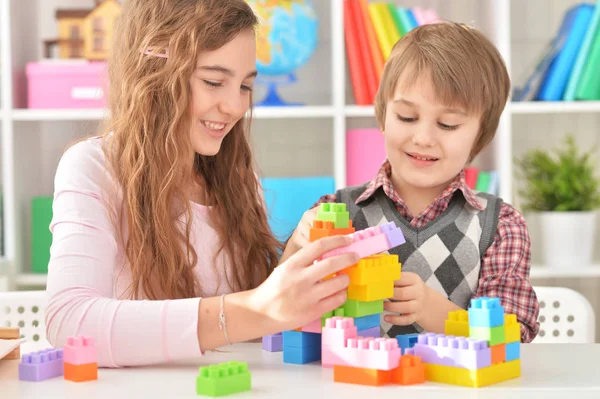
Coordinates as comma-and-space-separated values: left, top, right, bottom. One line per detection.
349, 0, 377, 103
344, 0, 369, 105
464, 167, 479, 189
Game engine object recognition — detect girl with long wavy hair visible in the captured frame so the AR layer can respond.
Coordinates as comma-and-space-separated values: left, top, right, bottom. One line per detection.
45, 0, 356, 367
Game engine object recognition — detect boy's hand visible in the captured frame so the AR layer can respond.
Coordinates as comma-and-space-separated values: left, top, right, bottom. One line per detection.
383, 272, 430, 326
279, 207, 319, 264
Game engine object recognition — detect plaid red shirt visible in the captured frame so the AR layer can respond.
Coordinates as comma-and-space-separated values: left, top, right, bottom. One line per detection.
314, 160, 540, 343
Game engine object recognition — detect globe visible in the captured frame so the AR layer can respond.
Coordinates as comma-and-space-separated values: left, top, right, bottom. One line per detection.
246, 0, 319, 106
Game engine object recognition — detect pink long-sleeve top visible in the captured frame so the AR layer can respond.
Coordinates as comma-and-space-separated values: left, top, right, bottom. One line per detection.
45, 137, 234, 367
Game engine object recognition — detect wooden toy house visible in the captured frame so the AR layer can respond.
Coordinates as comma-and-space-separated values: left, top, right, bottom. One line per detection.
44, 0, 121, 60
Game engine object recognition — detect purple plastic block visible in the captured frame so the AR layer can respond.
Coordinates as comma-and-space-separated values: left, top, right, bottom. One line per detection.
19, 348, 64, 382
413, 332, 491, 370
380, 222, 406, 247
262, 333, 283, 352
357, 326, 380, 338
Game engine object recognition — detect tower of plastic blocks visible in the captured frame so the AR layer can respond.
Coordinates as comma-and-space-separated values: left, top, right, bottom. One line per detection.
406, 297, 522, 387
63, 336, 98, 382
280, 203, 406, 365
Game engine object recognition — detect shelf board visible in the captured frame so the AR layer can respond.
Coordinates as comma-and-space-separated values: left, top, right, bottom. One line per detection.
11, 106, 336, 121
511, 101, 600, 114
345, 105, 375, 117
530, 265, 600, 279
15, 273, 47, 287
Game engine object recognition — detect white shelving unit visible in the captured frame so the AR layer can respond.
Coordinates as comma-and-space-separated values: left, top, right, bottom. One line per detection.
0, 0, 599, 290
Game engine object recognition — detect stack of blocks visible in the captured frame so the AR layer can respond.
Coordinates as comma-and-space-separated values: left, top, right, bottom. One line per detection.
406, 297, 521, 387
0, 327, 21, 360
274, 203, 406, 364
18, 335, 98, 383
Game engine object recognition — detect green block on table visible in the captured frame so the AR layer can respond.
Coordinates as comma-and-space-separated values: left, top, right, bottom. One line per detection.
196, 361, 251, 397
321, 307, 345, 326
342, 299, 384, 318
31, 196, 53, 274
470, 325, 505, 346
317, 203, 349, 229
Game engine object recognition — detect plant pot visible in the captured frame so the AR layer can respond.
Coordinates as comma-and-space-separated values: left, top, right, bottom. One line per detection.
540, 211, 597, 268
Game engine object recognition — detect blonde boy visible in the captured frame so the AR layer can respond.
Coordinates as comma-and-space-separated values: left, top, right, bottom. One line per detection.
282, 22, 539, 342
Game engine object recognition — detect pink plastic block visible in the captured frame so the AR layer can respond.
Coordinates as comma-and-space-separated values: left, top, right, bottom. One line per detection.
322, 337, 401, 370
301, 318, 322, 334
412, 333, 491, 370
322, 317, 357, 348
64, 336, 97, 365
26, 61, 108, 109
320, 223, 403, 260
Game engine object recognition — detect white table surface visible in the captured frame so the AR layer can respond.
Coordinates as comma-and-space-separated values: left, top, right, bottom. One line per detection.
1, 342, 600, 398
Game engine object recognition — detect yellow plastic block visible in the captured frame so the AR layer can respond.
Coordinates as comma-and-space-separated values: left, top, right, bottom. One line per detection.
445, 310, 469, 337
425, 359, 520, 388
348, 280, 394, 301
341, 254, 401, 285
504, 314, 521, 343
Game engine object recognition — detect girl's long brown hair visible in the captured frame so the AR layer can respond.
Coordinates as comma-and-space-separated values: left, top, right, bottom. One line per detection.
101, 0, 281, 300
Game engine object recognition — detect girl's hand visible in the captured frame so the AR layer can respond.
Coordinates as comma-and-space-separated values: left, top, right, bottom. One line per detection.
383, 272, 430, 326
250, 234, 357, 331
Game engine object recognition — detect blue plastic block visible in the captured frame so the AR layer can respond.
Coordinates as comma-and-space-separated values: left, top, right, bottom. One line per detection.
282, 330, 321, 348
396, 333, 419, 354
354, 313, 380, 331
468, 297, 504, 328
261, 177, 335, 241
283, 345, 321, 364
505, 341, 520, 362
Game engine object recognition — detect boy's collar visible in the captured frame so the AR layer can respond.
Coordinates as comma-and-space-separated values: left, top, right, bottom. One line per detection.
355, 160, 485, 211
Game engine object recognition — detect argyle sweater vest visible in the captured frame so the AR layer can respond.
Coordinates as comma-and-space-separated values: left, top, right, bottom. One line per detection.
335, 184, 502, 338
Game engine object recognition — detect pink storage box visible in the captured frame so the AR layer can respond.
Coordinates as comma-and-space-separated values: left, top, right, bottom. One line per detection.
346, 128, 386, 186
26, 61, 108, 109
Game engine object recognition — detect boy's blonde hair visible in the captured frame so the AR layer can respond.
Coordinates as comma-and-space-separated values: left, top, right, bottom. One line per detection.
374, 22, 510, 160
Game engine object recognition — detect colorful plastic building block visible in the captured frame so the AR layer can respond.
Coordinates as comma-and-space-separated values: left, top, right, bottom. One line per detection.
333, 365, 392, 386
505, 342, 520, 361
321, 317, 357, 348
391, 354, 425, 385
504, 314, 521, 343
353, 313, 380, 331
322, 337, 401, 370
310, 220, 355, 241
469, 325, 505, 346
64, 336, 97, 365
341, 299, 384, 318
445, 309, 469, 337
357, 326, 381, 338
196, 361, 251, 397
320, 307, 346, 327
424, 359, 521, 387
282, 331, 321, 348
317, 203, 350, 229
395, 333, 419, 354
468, 297, 504, 327
262, 333, 282, 352
341, 254, 400, 285
64, 362, 98, 382
283, 345, 322, 364
348, 280, 393, 302
490, 343, 506, 364
412, 333, 491, 370
18, 349, 64, 382
319, 222, 405, 260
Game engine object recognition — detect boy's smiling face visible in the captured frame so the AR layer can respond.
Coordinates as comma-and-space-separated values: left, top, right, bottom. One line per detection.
382, 72, 481, 198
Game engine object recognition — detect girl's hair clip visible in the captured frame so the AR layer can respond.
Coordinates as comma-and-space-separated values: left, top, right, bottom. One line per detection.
142, 46, 168, 58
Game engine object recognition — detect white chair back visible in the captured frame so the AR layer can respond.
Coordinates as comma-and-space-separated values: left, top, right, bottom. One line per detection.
0, 290, 47, 344
533, 286, 595, 343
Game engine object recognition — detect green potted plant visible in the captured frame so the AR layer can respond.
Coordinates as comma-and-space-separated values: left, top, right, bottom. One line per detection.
516, 134, 600, 268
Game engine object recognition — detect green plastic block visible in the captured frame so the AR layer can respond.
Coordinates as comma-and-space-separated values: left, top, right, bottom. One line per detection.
321, 307, 345, 326
196, 361, 251, 397
31, 196, 53, 274
342, 299, 384, 318
469, 325, 505, 346
317, 203, 349, 229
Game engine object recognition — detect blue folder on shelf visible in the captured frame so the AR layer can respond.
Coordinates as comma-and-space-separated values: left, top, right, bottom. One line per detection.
261, 176, 335, 242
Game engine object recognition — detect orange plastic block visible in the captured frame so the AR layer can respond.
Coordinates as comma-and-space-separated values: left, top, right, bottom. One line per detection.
310, 220, 355, 242
445, 310, 469, 337
391, 355, 425, 385
490, 344, 506, 364
64, 362, 98, 382
333, 364, 392, 386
